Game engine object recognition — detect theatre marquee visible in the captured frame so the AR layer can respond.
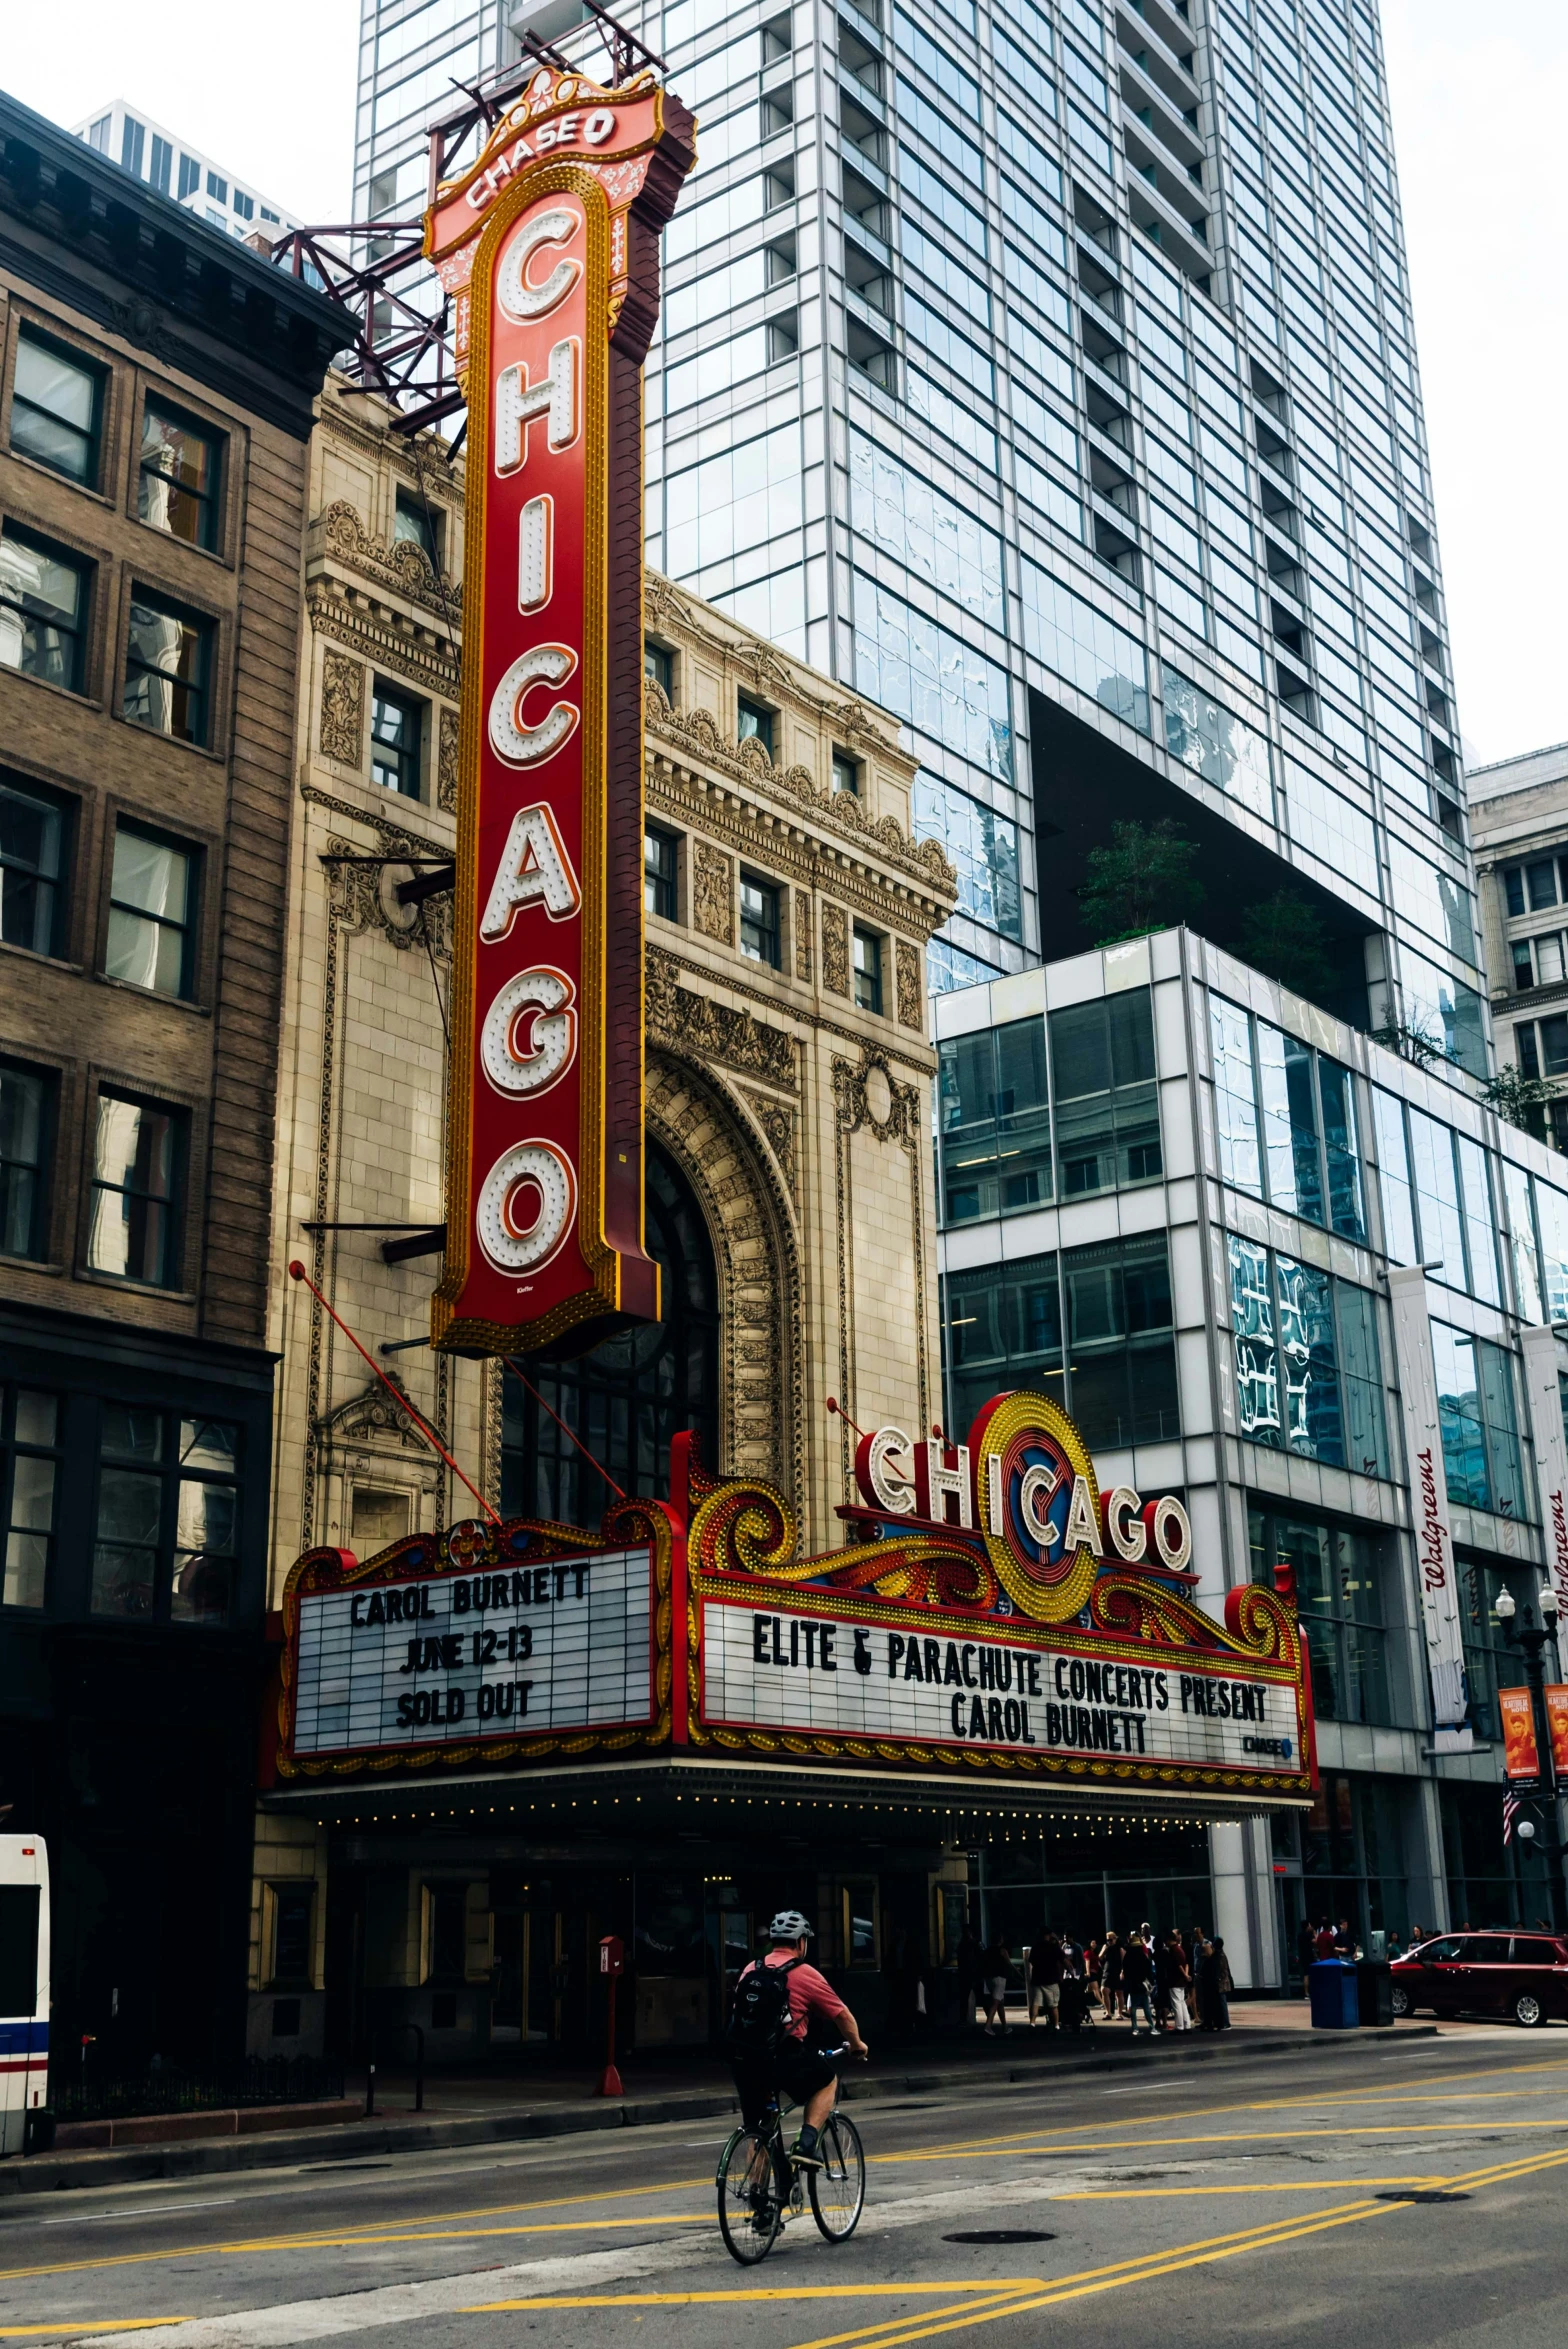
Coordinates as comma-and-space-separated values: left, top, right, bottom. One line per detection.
268, 1393, 1314, 1806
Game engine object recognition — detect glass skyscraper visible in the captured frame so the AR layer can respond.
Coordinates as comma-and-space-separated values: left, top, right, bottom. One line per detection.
357, 0, 1477, 1052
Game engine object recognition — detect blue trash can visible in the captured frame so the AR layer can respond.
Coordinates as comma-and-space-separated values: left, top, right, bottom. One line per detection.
1308, 1959, 1361, 2028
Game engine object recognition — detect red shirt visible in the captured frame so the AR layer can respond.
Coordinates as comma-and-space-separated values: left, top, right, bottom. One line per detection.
743, 1950, 849, 2043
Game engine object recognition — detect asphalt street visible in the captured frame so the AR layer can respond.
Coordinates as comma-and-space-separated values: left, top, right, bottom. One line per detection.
6, 2032, 1568, 2349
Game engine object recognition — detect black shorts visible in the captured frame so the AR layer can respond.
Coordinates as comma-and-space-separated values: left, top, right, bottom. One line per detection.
732, 2042, 839, 2130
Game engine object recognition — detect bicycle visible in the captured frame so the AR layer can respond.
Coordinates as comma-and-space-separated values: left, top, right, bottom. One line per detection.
715, 2043, 866, 2265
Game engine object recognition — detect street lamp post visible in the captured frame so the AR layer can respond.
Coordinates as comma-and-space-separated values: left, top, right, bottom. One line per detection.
1494, 1584, 1565, 1926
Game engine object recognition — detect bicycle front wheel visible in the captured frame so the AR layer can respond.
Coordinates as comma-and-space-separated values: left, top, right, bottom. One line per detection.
809, 2112, 865, 2242
717, 2128, 783, 2265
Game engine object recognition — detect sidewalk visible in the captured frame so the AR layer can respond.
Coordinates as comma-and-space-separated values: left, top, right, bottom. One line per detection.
7, 2010, 1435, 2200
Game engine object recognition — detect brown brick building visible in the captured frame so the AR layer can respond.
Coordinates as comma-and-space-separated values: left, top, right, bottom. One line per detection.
0, 92, 340, 2067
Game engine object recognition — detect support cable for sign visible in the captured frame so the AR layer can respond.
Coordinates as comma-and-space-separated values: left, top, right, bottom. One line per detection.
501, 1358, 626, 1502
825, 1394, 868, 1440
287, 1259, 501, 1523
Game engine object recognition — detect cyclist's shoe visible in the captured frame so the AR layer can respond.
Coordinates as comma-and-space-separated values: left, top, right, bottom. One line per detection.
788, 2136, 826, 2171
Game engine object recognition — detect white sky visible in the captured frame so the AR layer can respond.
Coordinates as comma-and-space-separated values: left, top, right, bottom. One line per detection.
4, 0, 1564, 767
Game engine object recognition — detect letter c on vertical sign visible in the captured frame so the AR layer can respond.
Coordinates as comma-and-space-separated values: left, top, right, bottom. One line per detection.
496, 205, 582, 321
488, 644, 580, 767
480, 968, 578, 1097
476, 1140, 577, 1273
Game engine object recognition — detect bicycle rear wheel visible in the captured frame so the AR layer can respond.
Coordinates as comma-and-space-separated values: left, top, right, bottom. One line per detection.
809, 2112, 865, 2242
718, 2128, 783, 2264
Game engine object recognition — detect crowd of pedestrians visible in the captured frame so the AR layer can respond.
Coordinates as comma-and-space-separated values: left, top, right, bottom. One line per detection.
960, 1922, 1235, 2036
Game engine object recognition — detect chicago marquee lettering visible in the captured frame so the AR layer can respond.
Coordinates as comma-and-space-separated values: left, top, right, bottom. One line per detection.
427, 68, 692, 1355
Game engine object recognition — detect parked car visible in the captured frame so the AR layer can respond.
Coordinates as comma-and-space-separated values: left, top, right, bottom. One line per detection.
1390, 1932, 1568, 2027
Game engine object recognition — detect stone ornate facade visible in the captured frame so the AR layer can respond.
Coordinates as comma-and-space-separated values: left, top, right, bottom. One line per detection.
252, 386, 955, 2048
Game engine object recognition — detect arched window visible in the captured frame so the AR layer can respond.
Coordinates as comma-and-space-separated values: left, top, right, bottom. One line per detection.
500, 1141, 720, 1525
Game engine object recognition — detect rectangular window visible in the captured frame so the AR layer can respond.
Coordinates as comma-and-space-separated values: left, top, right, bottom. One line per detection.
1275, 1254, 1342, 1465
1526, 858, 1558, 911
1062, 1232, 1179, 1449
206, 171, 227, 202
121, 117, 145, 177
644, 825, 678, 921
392, 488, 439, 568
644, 641, 674, 697
910, 772, 1022, 941
0, 1061, 53, 1261
370, 684, 423, 797
232, 190, 254, 223
1019, 560, 1151, 734
0, 779, 65, 957
1318, 1058, 1366, 1240
738, 872, 781, 966
10, 329, 102, 486
2, 1386, 59, 1610
1407, 1108, 1466, 1292
944, 1250, 1064, 1429
106, 827, 194, 998
0, 526, 88, 694
1162, 667, 1273, 819
852, 926, 883, 1014
178, 155, 200, 200
1502, 1158, 1544, 1323
848, 434, 1005, 628
138, 401, 222, 550
1049, 990, 1161, 1198
853, 577, 1013, 780
1335, 1281, 1390, 1478
150, 135, 173, 195
1455, 1134, 1501, 1308
1249, 1506, 1392, 1727
1535, 1177, 1568, 1322
87, 1092, 182, 1288
91, 1408, 239, 1626
1210, 997, 1261, 1195
1504, 868, 1526, 918
123, 593, 211, 745
831, 750, 861, 796
737, 696, 775, 758
1229, 1233, 1280, 1447
1431, 1323, 1527, 1519
1371, 1088, 1416, 1265
1458, 1558, 1537, 1745
1256, 1020, 1324, 1223
937, 1018, 1052, 1223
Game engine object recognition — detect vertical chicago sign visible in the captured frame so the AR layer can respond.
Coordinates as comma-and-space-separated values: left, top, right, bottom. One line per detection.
426, 68, 694, 1353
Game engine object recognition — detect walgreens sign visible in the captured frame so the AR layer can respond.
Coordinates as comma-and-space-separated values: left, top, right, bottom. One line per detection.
426, 69, 693, 1354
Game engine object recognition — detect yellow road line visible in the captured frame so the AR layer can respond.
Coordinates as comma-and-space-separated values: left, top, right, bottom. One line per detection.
0, 2180, 715, 2286
464, 2285, 1047, 2308
12, 2056, 1568, 2291
877, 2116, 1568, 2163
0, 2327, 195, 2338
782, 2141, 1568, 2349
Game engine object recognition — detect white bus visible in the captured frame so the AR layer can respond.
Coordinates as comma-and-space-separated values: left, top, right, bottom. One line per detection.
0, 1835, 49, 2156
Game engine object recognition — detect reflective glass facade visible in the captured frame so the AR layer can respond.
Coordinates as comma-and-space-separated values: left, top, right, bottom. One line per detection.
354, 0, 1481, 1028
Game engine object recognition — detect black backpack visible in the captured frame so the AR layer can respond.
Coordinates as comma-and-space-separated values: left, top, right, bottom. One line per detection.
725, 1955, 801, 2062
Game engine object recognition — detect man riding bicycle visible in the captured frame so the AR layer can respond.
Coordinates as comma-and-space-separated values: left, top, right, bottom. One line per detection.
727, 1909, 870, 2171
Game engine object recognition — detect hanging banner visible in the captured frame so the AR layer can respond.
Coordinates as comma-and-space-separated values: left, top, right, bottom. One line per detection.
426, 67, 694, 1355
1547, 1685, 1568, 1777
1519, 1325, 1568, 1681
1500, 1686, 1541, 1782
1385, 1268, 1469, 1730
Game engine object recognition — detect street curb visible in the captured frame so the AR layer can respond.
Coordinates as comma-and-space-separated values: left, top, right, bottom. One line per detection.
1, 2024, 1435, 2199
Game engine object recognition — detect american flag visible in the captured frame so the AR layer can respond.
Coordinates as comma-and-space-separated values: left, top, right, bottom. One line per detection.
1503, 1791, 1522, 1845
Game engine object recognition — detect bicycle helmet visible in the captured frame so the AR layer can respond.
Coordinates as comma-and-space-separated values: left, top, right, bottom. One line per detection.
768, 1908, 814, 1942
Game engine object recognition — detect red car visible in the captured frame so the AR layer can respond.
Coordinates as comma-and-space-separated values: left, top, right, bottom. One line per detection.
1390, 1931, 1568, 2027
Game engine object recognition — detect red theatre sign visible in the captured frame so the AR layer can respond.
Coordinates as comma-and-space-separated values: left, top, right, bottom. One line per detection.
425, 68, 694, 1354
